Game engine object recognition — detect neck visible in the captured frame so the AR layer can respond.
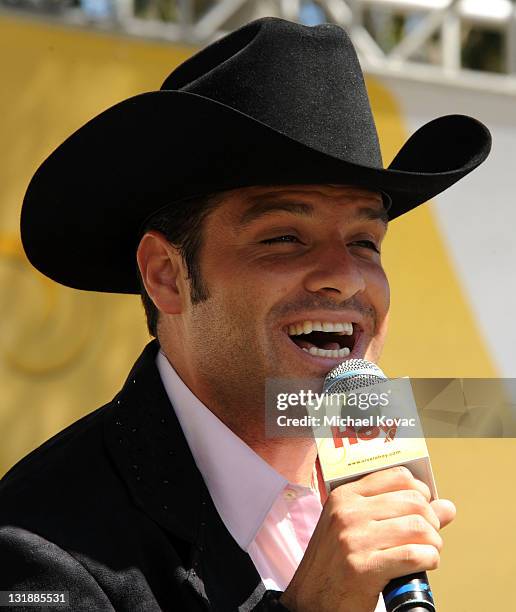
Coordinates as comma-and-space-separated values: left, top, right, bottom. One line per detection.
243, 435, 318, 487
159, 344, 318, 487
197, 399, 318, 487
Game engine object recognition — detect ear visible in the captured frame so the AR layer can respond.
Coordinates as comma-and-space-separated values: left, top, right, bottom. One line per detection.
136, 231, 186, 315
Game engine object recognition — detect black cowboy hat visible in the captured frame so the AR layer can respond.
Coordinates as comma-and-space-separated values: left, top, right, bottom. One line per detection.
20, 16, 491, 294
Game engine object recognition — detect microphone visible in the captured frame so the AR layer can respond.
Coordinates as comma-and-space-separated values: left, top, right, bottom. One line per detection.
320, 359, 436, 612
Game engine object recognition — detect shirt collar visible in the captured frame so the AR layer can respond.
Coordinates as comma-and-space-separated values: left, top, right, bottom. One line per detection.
156, 350, 288, 550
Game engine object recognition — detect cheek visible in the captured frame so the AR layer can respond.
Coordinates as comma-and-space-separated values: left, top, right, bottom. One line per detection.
366, 266, 390, 336
371, 266, 390, 312
206, 252, 301, 309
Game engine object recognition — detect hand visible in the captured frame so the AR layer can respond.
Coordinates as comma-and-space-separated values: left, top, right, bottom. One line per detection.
279, 466, 456, 612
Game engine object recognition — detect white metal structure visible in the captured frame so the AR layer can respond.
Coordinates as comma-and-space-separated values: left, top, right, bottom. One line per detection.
97, 0, 516, 90
3, 0, 516, 90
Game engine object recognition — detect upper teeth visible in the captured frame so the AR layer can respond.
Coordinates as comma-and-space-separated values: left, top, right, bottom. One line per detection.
287, 321, 353, 336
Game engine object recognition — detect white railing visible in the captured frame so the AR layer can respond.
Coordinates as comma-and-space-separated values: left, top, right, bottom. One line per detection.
3, 0, 516, 88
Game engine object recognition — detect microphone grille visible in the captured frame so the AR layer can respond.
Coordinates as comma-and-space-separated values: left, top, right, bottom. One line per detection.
323, 359, 386, 394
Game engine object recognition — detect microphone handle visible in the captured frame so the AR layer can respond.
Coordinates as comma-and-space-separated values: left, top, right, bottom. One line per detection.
382, 571, 435, 611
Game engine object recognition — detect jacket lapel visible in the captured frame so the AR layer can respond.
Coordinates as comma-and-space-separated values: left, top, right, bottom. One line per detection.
103, 341, 267, 610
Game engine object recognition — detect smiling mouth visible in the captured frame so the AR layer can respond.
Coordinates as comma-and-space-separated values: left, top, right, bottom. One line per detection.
285, 320, 359, 359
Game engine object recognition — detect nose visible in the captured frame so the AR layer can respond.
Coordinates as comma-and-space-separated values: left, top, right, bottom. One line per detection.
303, 242, 366, 300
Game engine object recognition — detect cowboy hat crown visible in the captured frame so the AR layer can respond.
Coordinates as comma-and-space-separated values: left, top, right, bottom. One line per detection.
162, 17, 383, 169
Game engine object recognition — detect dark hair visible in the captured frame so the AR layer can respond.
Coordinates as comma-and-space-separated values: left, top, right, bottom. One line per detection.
136, 192, 224, 338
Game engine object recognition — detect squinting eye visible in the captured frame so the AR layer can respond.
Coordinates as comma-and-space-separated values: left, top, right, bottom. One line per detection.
261, 235, 300, 244
351, 240, 380, 254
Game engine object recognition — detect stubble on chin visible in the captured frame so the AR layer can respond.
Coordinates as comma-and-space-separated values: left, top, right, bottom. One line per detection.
187, 303, 271, 437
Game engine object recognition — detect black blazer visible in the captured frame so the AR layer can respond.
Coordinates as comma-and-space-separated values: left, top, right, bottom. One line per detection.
0, 341, 288, 611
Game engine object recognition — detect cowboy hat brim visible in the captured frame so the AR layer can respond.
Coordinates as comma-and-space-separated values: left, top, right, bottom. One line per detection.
20, 90, 491, 294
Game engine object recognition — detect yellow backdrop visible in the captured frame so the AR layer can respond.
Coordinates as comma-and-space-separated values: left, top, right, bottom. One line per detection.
0, 13, 512, 611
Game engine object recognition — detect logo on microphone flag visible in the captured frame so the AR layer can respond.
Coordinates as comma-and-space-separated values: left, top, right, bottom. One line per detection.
311, 377, 438, 497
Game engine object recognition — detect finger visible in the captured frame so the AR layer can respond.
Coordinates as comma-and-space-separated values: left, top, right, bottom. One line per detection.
347, 466, 431, 501
367, 515, 443, 552
369, 544, 440, 582
366, 490, 440, 531
430, 499, 456, 529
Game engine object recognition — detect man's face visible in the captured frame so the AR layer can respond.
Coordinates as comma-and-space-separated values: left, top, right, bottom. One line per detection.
170, 184, 390, 416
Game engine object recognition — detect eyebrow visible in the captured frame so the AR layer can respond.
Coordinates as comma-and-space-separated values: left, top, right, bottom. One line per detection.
358, 206, 389, 227
238, 196, 389, 228
238, 200, 314, 227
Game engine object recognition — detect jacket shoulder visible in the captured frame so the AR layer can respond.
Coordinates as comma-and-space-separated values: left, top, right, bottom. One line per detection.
0, 340, 160, 507
0, 400, 112, 503
0, 398, 130, 555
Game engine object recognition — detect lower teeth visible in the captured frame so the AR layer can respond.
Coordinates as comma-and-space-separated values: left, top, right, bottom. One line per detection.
302, 346, 350, 358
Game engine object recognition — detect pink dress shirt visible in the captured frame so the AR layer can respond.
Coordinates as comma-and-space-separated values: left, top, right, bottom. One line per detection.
156, 350, 386, 611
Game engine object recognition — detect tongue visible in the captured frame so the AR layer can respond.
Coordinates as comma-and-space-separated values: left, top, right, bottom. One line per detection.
295, 338, 341, 351
322, 342, 341, 350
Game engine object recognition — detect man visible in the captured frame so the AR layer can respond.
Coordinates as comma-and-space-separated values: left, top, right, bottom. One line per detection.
1, 16, 490, 612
